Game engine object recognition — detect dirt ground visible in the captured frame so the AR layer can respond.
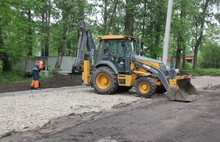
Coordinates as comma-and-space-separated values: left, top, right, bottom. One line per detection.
0, 75, 220, 142
0, 74, 82, 93
0, 82, 220, 142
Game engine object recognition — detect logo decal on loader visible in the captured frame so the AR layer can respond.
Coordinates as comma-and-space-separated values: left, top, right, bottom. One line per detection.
143, 64, 159, 74
90, 49, 95, 66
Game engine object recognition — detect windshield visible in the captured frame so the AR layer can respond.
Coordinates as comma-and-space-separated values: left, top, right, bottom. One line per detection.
125, 38, 139, 55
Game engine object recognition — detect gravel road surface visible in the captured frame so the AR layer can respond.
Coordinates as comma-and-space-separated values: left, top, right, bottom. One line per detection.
0, 75, 220, 141
0, 87, 140, 136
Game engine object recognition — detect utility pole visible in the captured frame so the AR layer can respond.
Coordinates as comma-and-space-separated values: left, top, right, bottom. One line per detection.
162, 0, 173, 66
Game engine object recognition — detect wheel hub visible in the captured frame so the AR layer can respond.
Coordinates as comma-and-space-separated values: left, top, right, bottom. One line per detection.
139, 82, 149, 93
96, 73, 110, 89
102, 78, 108, 84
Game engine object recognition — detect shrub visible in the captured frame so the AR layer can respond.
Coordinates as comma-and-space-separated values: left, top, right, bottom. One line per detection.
200, 42, 220, 68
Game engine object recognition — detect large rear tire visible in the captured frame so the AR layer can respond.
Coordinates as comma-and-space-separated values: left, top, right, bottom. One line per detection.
135, 76, 156, 98
92, 66, 118, 94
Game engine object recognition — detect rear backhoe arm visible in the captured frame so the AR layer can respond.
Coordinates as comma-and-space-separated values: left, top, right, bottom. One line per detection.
73, 21, 96, 72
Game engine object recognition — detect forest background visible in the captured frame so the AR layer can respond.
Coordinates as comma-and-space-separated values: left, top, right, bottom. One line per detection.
0, 0, 220, 73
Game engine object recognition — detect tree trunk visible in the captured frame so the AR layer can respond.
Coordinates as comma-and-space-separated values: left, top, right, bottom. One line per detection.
124, 0, 134, 36
41, 11, 46, 56
152, 1, 163, 59
141, 0, 147, 55
175, 34, 182, 69
182, 45, 186, 69
193, 0, 210, 69
54, 50, 63, 73
0, 28, 4, 49
175, 1, 186, 69
46, 0, 50, 56
175, 45, 181, 69
107, 0, 119, 33
27, 9, 33, 56
193, 45, 199, 69
103, 0, 108, 34
66, 40, 71, 56
41, 0, 50, 57
153, 23, 162, 59
0, 28, 11, 71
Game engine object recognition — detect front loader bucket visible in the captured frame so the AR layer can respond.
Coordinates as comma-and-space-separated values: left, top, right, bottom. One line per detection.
166, 77, 198, 102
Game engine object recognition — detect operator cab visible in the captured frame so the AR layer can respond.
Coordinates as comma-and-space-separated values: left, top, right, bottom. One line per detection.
96, 35, 139, 73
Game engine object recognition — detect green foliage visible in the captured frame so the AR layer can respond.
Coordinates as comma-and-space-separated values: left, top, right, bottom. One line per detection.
181, 61, 193, 70
184, 68, 220, 75
0, 0, 219, 73
0, 70, 30, 84
134, 0, 167, 59
200, 42, 220, 68
0, 69, 54, 84
50, 0, 88, 56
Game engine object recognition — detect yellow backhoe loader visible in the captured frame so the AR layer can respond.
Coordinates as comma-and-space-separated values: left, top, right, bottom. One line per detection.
73, 21, 198, 102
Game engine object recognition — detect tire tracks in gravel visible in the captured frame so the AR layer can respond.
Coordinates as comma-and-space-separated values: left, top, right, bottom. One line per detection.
0, 96, 167, 142
1, 82, 220, 142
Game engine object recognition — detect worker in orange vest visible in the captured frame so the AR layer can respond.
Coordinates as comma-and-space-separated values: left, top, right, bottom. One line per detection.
31, 60, 45, 89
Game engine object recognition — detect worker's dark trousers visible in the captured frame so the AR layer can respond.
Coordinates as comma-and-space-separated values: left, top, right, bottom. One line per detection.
31, 70, 40, 89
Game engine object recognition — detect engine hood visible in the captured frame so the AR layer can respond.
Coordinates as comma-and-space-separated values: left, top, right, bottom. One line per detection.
132, 55, 163, 64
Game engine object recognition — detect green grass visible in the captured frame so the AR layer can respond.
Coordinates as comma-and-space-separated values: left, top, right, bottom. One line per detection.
183, 68, 220, 75
0, 70, 53, 84
0, 70, 31, 84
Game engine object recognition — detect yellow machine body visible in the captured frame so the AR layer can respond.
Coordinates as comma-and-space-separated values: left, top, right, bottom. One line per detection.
80, 32, 198, 102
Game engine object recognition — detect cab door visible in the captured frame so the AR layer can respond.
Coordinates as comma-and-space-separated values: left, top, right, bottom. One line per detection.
107, 40, 126, 73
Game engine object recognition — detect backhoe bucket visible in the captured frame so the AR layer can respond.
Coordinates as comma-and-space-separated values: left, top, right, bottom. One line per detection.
166, 76, 198, 102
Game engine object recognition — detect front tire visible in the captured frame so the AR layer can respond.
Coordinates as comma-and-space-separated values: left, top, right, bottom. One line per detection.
92, 66, 118, 94
135, 76, 156, 98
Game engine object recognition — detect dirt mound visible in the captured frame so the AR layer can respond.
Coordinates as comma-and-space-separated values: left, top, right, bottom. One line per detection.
40, 74, 82, 88
0, 74, 82, 93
